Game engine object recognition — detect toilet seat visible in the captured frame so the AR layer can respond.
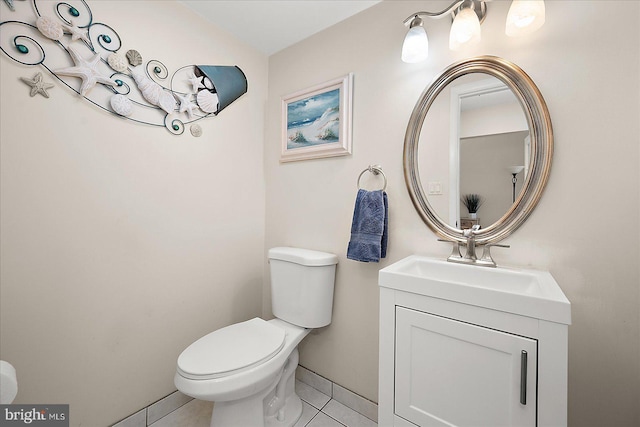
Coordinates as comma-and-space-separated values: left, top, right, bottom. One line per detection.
177, 318, 286, 380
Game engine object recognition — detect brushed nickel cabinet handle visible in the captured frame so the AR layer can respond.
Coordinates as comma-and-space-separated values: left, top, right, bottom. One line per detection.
520, 350, 528, 405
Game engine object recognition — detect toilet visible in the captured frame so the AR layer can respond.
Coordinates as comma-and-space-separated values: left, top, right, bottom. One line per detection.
174, 247, 338, 427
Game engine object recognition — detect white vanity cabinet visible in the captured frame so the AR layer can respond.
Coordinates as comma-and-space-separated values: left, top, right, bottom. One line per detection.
394, 307, 537, 426
378, 256, 571, 427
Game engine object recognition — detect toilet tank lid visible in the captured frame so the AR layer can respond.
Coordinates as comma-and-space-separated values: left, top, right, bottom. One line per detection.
269, 247, 338, 266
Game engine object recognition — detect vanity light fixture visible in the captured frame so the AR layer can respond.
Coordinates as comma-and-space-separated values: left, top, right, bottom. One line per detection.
402, 16, 429, 63
401, 0, 546, 63
505, 0, 546, 37
449, 1, 482, 51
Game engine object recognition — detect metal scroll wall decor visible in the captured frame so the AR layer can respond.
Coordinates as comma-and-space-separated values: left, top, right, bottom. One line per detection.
0, 0, 248, 135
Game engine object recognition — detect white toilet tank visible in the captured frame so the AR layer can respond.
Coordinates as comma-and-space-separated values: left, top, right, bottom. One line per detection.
268, 247, 338, 328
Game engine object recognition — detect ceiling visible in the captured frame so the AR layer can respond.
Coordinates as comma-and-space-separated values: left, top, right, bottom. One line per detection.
180, 0, 382, 56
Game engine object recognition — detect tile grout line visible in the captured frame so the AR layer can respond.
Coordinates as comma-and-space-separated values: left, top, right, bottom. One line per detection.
111, 390, 196, 427
304, 408, 348, 427
300, 389, 373, 427
119, 369, 376, 426
319, 398, 331, 412
297, 366, 378, 424
321, 409, 348, 427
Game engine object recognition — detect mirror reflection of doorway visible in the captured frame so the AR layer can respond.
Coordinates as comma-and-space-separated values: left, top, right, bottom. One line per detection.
453, 77, 529, 228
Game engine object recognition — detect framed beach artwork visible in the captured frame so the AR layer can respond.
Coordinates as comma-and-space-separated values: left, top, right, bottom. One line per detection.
281, 73, 353, 162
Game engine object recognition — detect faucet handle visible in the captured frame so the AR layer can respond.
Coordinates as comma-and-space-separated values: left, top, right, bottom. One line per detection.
479, 243, 510, 267
437, 238, 462, 259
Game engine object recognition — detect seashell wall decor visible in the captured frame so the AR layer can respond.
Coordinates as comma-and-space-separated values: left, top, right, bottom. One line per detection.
196, 90, 219, 114
110, 94, 133, 117
126, 50, 143, 67
130, 66, 176, 114
36, 16, 63, 40
195, 65, 247, 115
0, 0, 248, 135
107, 53, 128, 73
190, 124, 203, 137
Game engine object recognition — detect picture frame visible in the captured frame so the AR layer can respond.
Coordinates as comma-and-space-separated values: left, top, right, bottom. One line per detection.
281, 73, 353, 162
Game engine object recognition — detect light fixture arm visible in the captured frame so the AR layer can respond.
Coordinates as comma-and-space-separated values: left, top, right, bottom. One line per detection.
403, 1, 463, 25
403, 0, 487, 26
401, 1, 545, 63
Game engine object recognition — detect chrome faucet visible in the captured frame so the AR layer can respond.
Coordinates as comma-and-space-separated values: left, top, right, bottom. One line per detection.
462, 224, 481, 261
439, 224, 510, 268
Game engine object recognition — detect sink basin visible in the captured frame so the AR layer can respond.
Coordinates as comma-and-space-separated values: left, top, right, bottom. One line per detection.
379, 256, 571, 324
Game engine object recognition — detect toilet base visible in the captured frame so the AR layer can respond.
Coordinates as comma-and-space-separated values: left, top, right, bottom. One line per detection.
265, 394, 303, 427
210, 394, 303, 427
209, 349, 303, 427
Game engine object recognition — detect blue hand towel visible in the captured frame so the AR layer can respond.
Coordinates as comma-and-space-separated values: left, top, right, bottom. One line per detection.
347, 189, 388, 262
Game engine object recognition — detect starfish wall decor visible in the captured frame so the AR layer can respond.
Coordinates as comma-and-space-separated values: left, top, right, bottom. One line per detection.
0, 0, 248, 135
54, 46, 117, 96
3, 0, 26, 12
20, 72, 54, 98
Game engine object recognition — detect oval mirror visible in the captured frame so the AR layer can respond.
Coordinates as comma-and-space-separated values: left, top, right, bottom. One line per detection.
404, 56, 552, 244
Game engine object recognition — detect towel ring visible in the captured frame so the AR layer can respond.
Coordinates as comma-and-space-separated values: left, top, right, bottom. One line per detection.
357, 165, 387, 191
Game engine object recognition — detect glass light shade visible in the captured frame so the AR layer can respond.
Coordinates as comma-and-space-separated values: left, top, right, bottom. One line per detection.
449, 7, 481, 51
505, 0, 546, 37
402, 25, 429, 63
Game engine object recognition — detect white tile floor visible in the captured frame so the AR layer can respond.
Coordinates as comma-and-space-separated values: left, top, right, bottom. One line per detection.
148, 380, 377, 427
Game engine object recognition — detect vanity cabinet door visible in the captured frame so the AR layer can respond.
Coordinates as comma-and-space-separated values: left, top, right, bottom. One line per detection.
395, 307, 537, 427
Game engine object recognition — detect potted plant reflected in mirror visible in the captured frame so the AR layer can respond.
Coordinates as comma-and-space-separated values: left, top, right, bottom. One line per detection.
461, 194, 484, 219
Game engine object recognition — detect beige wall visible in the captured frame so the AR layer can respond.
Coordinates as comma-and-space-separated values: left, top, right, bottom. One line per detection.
0, 1, 267, 426
265, 1, 639, 426
2, 1, 639, 426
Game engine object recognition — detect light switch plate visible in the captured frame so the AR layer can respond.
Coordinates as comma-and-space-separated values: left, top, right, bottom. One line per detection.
428, 182, 443, 195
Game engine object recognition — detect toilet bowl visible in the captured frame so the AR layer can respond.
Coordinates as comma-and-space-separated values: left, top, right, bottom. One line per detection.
175, 247, 338, 427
